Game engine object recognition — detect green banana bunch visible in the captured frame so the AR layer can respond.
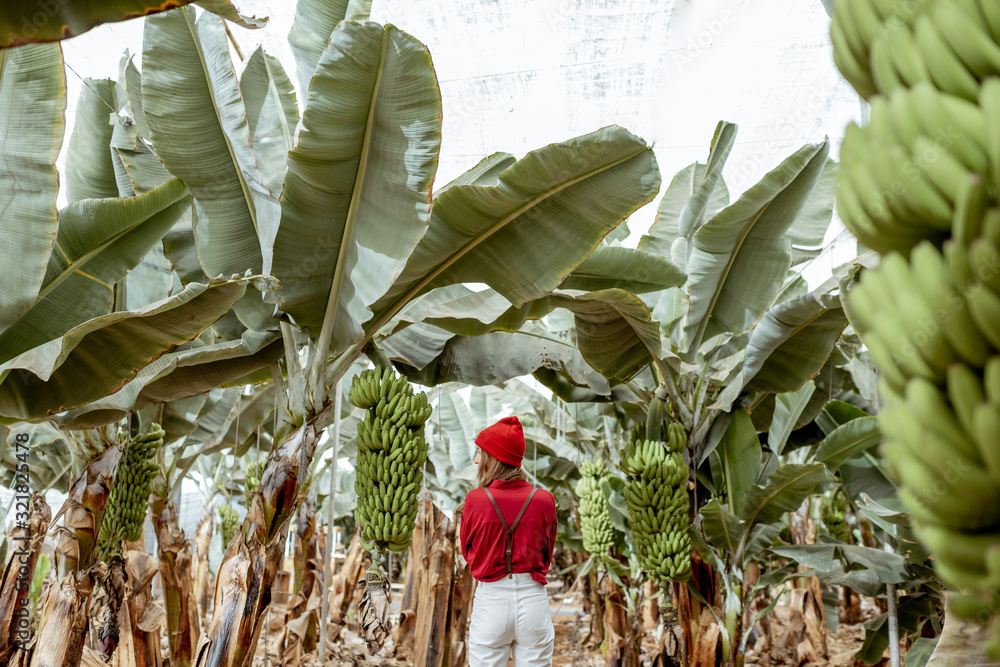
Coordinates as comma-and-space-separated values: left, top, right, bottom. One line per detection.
833, 0, 1000, 649
822, 492, 851, 544
349, 367, 431, 554
832, 0, 1000, 102
620, 425, 691, 586
575, 459, 616, 557
244, 456, 265, 505
836, 85, 995, 255
98, 423, 164, 552
217, 504, 239, 548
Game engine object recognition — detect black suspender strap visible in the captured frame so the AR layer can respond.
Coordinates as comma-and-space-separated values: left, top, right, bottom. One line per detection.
482, 486, 539, 578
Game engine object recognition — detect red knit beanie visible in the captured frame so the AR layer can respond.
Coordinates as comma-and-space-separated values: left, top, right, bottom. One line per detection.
475, 416, 525, 467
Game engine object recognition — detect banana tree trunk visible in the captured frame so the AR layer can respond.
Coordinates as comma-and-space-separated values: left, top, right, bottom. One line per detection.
0, 494, 51, 663
448, 504, 474, 667
288, 487, 318, 653
31, 447, 120, 667
194, 512, 213, 625
151, 499, 199, 667
601, 575, 640, 667
29, 571, 97, 667
928, 596, 1000, 666
584, 568, 605, 648
292, 488, 317, 604
113, 543, 162, 667
412, 499, 456, 667
193, 403, 331, 667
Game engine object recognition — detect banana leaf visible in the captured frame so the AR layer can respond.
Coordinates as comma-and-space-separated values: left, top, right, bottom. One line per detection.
685, 139, 830, 354
398, 325, 612, 396
0, 43, 64, 333
0, 279, 245, 423
556, 246, 685, 294
287, 0, 372, 94
369, 126, 660, 334
240, 47, 298, 196
194, 0, 267, 29
638, 121, 735, 261
715, 292, 848, 411
548, 289, 662, 381
738, 463, 835, 526
142, 7, 278, 278
814, 415, 880, 471
66, 78, 121, 202
767, 381, 816, 455
786, 159, 838, 267
0, 178, 190, 366
273, 21, 442, 350
125, 242, 178, 309
0, 1, 199, 47
717, 409, 762, 517
55, 330, 283, 428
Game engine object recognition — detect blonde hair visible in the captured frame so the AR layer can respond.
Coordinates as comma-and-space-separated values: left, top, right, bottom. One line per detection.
477, 447, 525, 488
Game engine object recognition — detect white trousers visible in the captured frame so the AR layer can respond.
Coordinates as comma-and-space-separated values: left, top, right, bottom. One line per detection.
467, 572, 555, 666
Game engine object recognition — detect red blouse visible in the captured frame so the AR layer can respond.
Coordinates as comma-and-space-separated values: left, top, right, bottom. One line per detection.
459, 479, 558, 585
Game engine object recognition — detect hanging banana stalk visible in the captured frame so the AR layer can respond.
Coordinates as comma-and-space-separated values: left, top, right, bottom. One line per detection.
349, 367, 432, 654
0, 494, 50, 664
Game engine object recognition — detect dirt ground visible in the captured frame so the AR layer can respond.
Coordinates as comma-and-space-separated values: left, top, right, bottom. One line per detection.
283, 598, 886, 667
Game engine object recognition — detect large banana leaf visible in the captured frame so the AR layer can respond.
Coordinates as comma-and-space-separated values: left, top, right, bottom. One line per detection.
367, 125, 661, 336
714, 291, 848, 410
379, 322, 455, 371
549, 289, 662, 381
435, 390, 480, 476
815, 415, 880, 471
638, 121, 735, 261
737, 462, 835, 526
66, 78, 120, 202
0, 43, 64, 333
142, 7, 277, 278
57, 330, 282, 428
685, 140, 830, 353
125, 242, 178, 309
0, 1, 198, 47
287, 0, 372, 94
240, 47, 298, 196
786, 159, 838, 266
273, 22, 442, 345
0, 179, 190, 366
743, 292, 848, 393
399, 325, 611, 396
391, 286, 520, 337
0, 279, 245, 423
194, 0, 267, 29
766, 381, 816, 454
716, 410, 761, 517
436, 152, 517, 193
557, 246, 685, 294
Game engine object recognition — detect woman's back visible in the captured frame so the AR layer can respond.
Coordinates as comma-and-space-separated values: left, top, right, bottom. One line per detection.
461, 479, 557, 584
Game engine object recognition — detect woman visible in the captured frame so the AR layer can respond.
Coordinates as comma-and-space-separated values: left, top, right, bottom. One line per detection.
459, 416, 557, 666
